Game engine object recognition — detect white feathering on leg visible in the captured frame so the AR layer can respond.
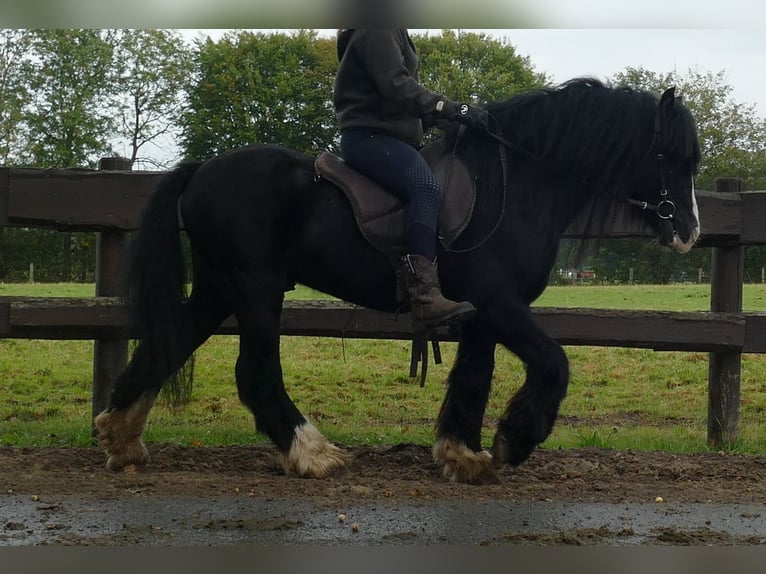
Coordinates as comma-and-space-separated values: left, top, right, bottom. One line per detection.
282, 422, 350, 478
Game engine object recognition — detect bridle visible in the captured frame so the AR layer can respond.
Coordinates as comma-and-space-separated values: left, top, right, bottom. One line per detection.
623, 109, 678, 222
479, 103, 681, 222
444, 101, 684, 253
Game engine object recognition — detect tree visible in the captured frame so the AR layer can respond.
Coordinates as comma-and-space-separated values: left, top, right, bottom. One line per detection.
111, 29, 194, 168
24, 29, 116, 168
610, 67, 766, 192
9, 30, 118, 282
180, 30, 338, 159
0, 30, 33, 165
413, 30, 548, 104
180, 29, 547, 161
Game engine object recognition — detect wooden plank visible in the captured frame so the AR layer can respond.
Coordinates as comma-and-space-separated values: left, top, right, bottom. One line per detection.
0, 168, 8, 225
0, 300, 9, 335
1, 297, 130, 339
744, 312, 766, 353
2, 164, 763, 245
563, 199, 655, 239
5, 168, 162, 231
534, 307, 744, 352
0, 297, 747, 352
695, 190, 743, 245
560, 190, 745, 244
740, 191, 766, 244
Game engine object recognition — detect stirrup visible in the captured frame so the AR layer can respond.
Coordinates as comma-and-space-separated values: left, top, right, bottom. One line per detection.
408, 331, 443, 387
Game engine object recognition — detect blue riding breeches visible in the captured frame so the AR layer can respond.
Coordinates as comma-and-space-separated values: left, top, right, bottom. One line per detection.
340, 128, 443, 259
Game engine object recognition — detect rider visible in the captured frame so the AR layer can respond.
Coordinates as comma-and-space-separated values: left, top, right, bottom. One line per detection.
333, 28, 489, 330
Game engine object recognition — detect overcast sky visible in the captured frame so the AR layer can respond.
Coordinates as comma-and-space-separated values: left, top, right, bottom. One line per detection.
487, 29, 766, 114
187, 27, 765, 114
166, 14, 765, 165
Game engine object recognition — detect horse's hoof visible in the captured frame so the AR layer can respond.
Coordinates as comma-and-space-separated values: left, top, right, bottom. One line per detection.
283, 422, 351, 478
94, 405, 152, 471
105, 442, 151, 471
490, 430, 534, 467
433, 438, 500, 485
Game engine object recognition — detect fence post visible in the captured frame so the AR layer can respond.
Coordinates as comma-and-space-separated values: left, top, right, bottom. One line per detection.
91, 157, 133, 431
707, 177, 744, 449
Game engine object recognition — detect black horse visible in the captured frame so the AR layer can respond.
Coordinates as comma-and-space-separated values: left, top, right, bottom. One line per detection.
95, 78, 700, 484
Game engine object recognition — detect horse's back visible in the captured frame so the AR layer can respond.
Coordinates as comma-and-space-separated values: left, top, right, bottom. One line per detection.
178, 144, 317, 262
181, 145, 314, 220
187, 143, 314, 196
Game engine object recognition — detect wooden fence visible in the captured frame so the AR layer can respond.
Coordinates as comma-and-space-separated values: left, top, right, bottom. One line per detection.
2, 160, 766, 448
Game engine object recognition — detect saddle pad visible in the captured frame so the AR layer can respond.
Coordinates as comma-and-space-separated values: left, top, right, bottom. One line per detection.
315, 140, 475, 255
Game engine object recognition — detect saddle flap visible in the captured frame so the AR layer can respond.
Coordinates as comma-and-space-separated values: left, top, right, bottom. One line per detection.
315, 143, 475, 255
421, 138, 476, 247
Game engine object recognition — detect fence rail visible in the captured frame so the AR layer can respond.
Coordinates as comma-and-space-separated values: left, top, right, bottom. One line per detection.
1, 296, 762, 352
2, 162, 765, 448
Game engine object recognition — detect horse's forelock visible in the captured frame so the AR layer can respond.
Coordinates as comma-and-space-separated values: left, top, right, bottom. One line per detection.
664, 101, 702, 172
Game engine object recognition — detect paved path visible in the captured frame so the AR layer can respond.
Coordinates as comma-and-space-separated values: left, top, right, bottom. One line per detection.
3, 495, 765, 545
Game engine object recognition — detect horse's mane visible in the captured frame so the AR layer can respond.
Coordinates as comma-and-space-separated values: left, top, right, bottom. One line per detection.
443, 77, 700, 246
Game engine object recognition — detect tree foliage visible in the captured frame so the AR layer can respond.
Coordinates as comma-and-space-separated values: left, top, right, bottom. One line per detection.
24, 29, 117, 168
180, 30, 337, 159
414, 29, 547, 104
610, 67, 766, 192
111, 29, 194, 168
0, 30, 33, 165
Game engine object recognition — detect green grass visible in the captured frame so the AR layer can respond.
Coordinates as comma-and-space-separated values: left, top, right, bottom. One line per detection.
2, 282, 766, 455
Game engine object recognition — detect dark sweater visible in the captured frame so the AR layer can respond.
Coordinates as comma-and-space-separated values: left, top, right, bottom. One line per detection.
333, 29, 446, 147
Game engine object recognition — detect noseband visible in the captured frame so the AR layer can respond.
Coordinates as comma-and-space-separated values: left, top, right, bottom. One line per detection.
625, 154, 677, 220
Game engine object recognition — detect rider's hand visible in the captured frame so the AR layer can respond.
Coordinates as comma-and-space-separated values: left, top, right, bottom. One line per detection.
437, 100, 490, 132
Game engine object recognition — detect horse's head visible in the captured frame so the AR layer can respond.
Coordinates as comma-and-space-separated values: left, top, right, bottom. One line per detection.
630, 87, 701, 253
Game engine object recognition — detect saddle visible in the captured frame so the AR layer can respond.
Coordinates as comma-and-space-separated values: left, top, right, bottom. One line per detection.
314, 137, 477, 386
314, 138, 476, 255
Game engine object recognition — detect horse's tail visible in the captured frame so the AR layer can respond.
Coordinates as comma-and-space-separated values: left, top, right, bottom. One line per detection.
128, 161, 202, 405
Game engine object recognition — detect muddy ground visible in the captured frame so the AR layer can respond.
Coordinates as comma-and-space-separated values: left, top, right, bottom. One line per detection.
2, 444, 766, 545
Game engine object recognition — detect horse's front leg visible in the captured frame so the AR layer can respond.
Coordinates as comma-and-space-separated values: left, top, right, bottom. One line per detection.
234, 297, 350, 478
489, 297, 569, 466
433, 322, 499, 484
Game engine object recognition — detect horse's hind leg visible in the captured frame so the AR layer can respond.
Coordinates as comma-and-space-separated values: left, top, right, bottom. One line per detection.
95, 273, 231, 471
232, 275, 349, 478
433, 321, 499, 484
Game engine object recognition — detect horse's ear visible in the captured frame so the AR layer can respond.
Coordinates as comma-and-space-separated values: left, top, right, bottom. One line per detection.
659, 87, 676, 112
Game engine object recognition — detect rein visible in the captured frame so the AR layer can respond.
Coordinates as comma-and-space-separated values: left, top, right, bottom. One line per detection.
442, 124, 509, 254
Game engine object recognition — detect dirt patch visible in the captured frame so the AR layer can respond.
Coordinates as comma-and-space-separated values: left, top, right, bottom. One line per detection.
3, 444, 766, 545
2, 443, 765, 504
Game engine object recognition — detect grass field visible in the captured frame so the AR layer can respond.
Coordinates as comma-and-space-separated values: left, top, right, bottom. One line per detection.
1, 281, 766, 454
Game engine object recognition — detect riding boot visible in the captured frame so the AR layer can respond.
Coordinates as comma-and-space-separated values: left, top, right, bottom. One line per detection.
397, 254, 477, 330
